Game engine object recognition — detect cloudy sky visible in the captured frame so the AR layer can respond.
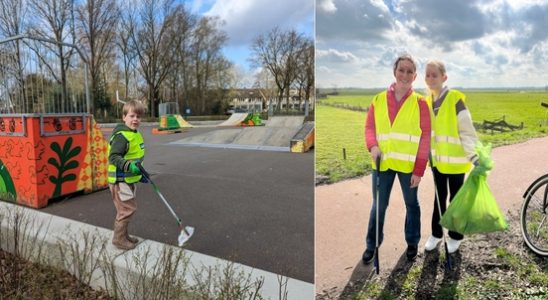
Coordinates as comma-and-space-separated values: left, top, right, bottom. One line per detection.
190, 0, 314, 87
316, 0, 548, 89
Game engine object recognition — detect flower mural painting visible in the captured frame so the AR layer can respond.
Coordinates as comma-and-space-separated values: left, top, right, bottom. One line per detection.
48, 137, 81, 198
0, 116, 108, 208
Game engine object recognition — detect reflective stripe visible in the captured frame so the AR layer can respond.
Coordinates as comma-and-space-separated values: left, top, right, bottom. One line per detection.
435, 154, 469, 164
108, 171, 136, 178
384, 152, 416, 163
435, 135, 461, 145
377, 132, 420, 143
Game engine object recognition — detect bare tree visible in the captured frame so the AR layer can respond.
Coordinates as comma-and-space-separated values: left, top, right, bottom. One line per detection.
250, 27, 307, 112
253, 68, 277, 112
75, 0, 119, 116
164, 5, 195, 113
130, 0, 178, 117
28, 0, 77, 112
190, 16, 229, 114
294, 37, 314, 111
0, 0, 29, 112
0, 0, 27, 37
116, 1, 138, 101
250, 27, 285, 111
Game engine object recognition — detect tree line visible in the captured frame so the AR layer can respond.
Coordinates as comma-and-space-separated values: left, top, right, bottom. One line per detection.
0, 0, 314, 117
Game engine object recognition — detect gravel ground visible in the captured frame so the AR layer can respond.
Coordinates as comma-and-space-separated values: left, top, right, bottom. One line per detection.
321, 211, 548, 300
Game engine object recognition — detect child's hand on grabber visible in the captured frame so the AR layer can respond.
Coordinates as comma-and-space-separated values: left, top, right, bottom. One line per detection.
129, 162, 141, 175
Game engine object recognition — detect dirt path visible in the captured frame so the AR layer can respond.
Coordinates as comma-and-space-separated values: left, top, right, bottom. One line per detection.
315, 136, 548, 298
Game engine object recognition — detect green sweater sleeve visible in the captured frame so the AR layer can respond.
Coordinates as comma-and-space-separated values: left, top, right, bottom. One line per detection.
109, 133, 131, 172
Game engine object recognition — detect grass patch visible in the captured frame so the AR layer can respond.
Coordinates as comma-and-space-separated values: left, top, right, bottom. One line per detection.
496, 247, 548, 286
400, 266, 422, 298
354, 281, 383, 299
319, 94, 374, 109
435, 283, 458, 299
315, 105, 370, 183
316, 90, 548, 183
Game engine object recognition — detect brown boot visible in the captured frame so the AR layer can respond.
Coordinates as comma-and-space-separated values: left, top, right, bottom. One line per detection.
112, 220, 136, 250
125, 222, 139, 244
126, 233, 139, 244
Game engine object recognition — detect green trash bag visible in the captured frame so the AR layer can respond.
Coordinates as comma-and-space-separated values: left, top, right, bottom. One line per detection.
440, 142, 509, 235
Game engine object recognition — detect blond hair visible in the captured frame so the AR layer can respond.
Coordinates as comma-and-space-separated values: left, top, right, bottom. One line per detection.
426, 59, 447, 76
123, 100, 146, 117
393, 54, 417, 74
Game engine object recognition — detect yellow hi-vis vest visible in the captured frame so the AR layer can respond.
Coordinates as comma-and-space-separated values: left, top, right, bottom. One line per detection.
372, 91, 423, 173
108, 130, 145, 184
428, 89, 471, 174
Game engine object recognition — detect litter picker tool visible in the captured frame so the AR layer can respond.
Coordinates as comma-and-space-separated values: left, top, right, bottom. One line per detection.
137, 163, 194, 247
373, 155, 381, 275
429, 154, 452, 271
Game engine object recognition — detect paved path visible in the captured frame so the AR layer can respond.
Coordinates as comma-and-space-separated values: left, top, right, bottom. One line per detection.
41, 124, 314, 283
315, 136, 548, 298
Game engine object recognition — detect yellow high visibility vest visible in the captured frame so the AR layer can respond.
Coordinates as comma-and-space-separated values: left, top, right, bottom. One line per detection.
372, 91, 423, 173
108, 130, 145, 184
428, 89, 471, 174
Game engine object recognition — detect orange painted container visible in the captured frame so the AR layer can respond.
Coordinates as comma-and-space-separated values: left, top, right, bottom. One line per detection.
0, 114, 109, 208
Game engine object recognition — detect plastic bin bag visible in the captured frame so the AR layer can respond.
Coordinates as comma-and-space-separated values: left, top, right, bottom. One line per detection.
440, 142, 509, 234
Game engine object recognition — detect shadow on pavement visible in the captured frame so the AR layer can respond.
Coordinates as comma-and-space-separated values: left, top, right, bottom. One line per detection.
330, 249, 464, 299
438, 251, 462, 298
337, 250, 412, 299
416, 249, 441, 297
415, 249, 462, 299
336, 259, 375, 299
378, 252, 414, 298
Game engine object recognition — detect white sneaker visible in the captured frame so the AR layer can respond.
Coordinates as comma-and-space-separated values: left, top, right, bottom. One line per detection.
424, 236, 442, 251
447, 238, 462, 253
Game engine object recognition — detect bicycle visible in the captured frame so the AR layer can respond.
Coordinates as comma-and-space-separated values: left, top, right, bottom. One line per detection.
520, 173, 548, 256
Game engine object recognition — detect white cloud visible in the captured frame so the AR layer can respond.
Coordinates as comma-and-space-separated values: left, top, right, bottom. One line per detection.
370, 0, 389, 13
316, 0, 394, 42
316, 0, 548, 88
316, 49, 359, 63
205, 0, 313, 45
318, 0, 337, 13
317, 66, 332, 74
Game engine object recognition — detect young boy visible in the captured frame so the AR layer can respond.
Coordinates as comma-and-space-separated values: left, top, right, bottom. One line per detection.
108, 100, 146, 250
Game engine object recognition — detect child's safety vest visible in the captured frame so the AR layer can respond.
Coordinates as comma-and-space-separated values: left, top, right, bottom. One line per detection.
108, 130, 145, 184
429, 89, 472, 174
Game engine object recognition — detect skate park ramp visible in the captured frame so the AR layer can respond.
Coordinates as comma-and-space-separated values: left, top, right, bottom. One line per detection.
218, 113, 249, 126
175, 115, 193, 127
170, 116, 306, 151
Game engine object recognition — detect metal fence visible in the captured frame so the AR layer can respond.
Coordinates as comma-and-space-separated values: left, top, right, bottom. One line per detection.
0, 35, 89, 114
159, 102, 179, 115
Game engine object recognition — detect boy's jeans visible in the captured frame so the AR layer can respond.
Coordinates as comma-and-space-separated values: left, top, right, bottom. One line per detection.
365, 169, 421, 250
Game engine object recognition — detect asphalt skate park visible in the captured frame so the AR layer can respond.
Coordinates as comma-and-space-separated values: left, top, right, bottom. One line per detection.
40, 118, 314, 283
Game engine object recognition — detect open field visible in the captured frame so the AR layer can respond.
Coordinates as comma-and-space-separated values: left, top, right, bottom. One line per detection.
316, 90, 548, 184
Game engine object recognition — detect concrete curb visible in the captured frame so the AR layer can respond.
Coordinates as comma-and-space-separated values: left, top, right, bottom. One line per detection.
0, 201, 313, 299
169, 141, 290, 152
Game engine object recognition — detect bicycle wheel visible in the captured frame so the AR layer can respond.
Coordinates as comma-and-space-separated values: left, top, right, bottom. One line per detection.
520, 175, 548, 256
